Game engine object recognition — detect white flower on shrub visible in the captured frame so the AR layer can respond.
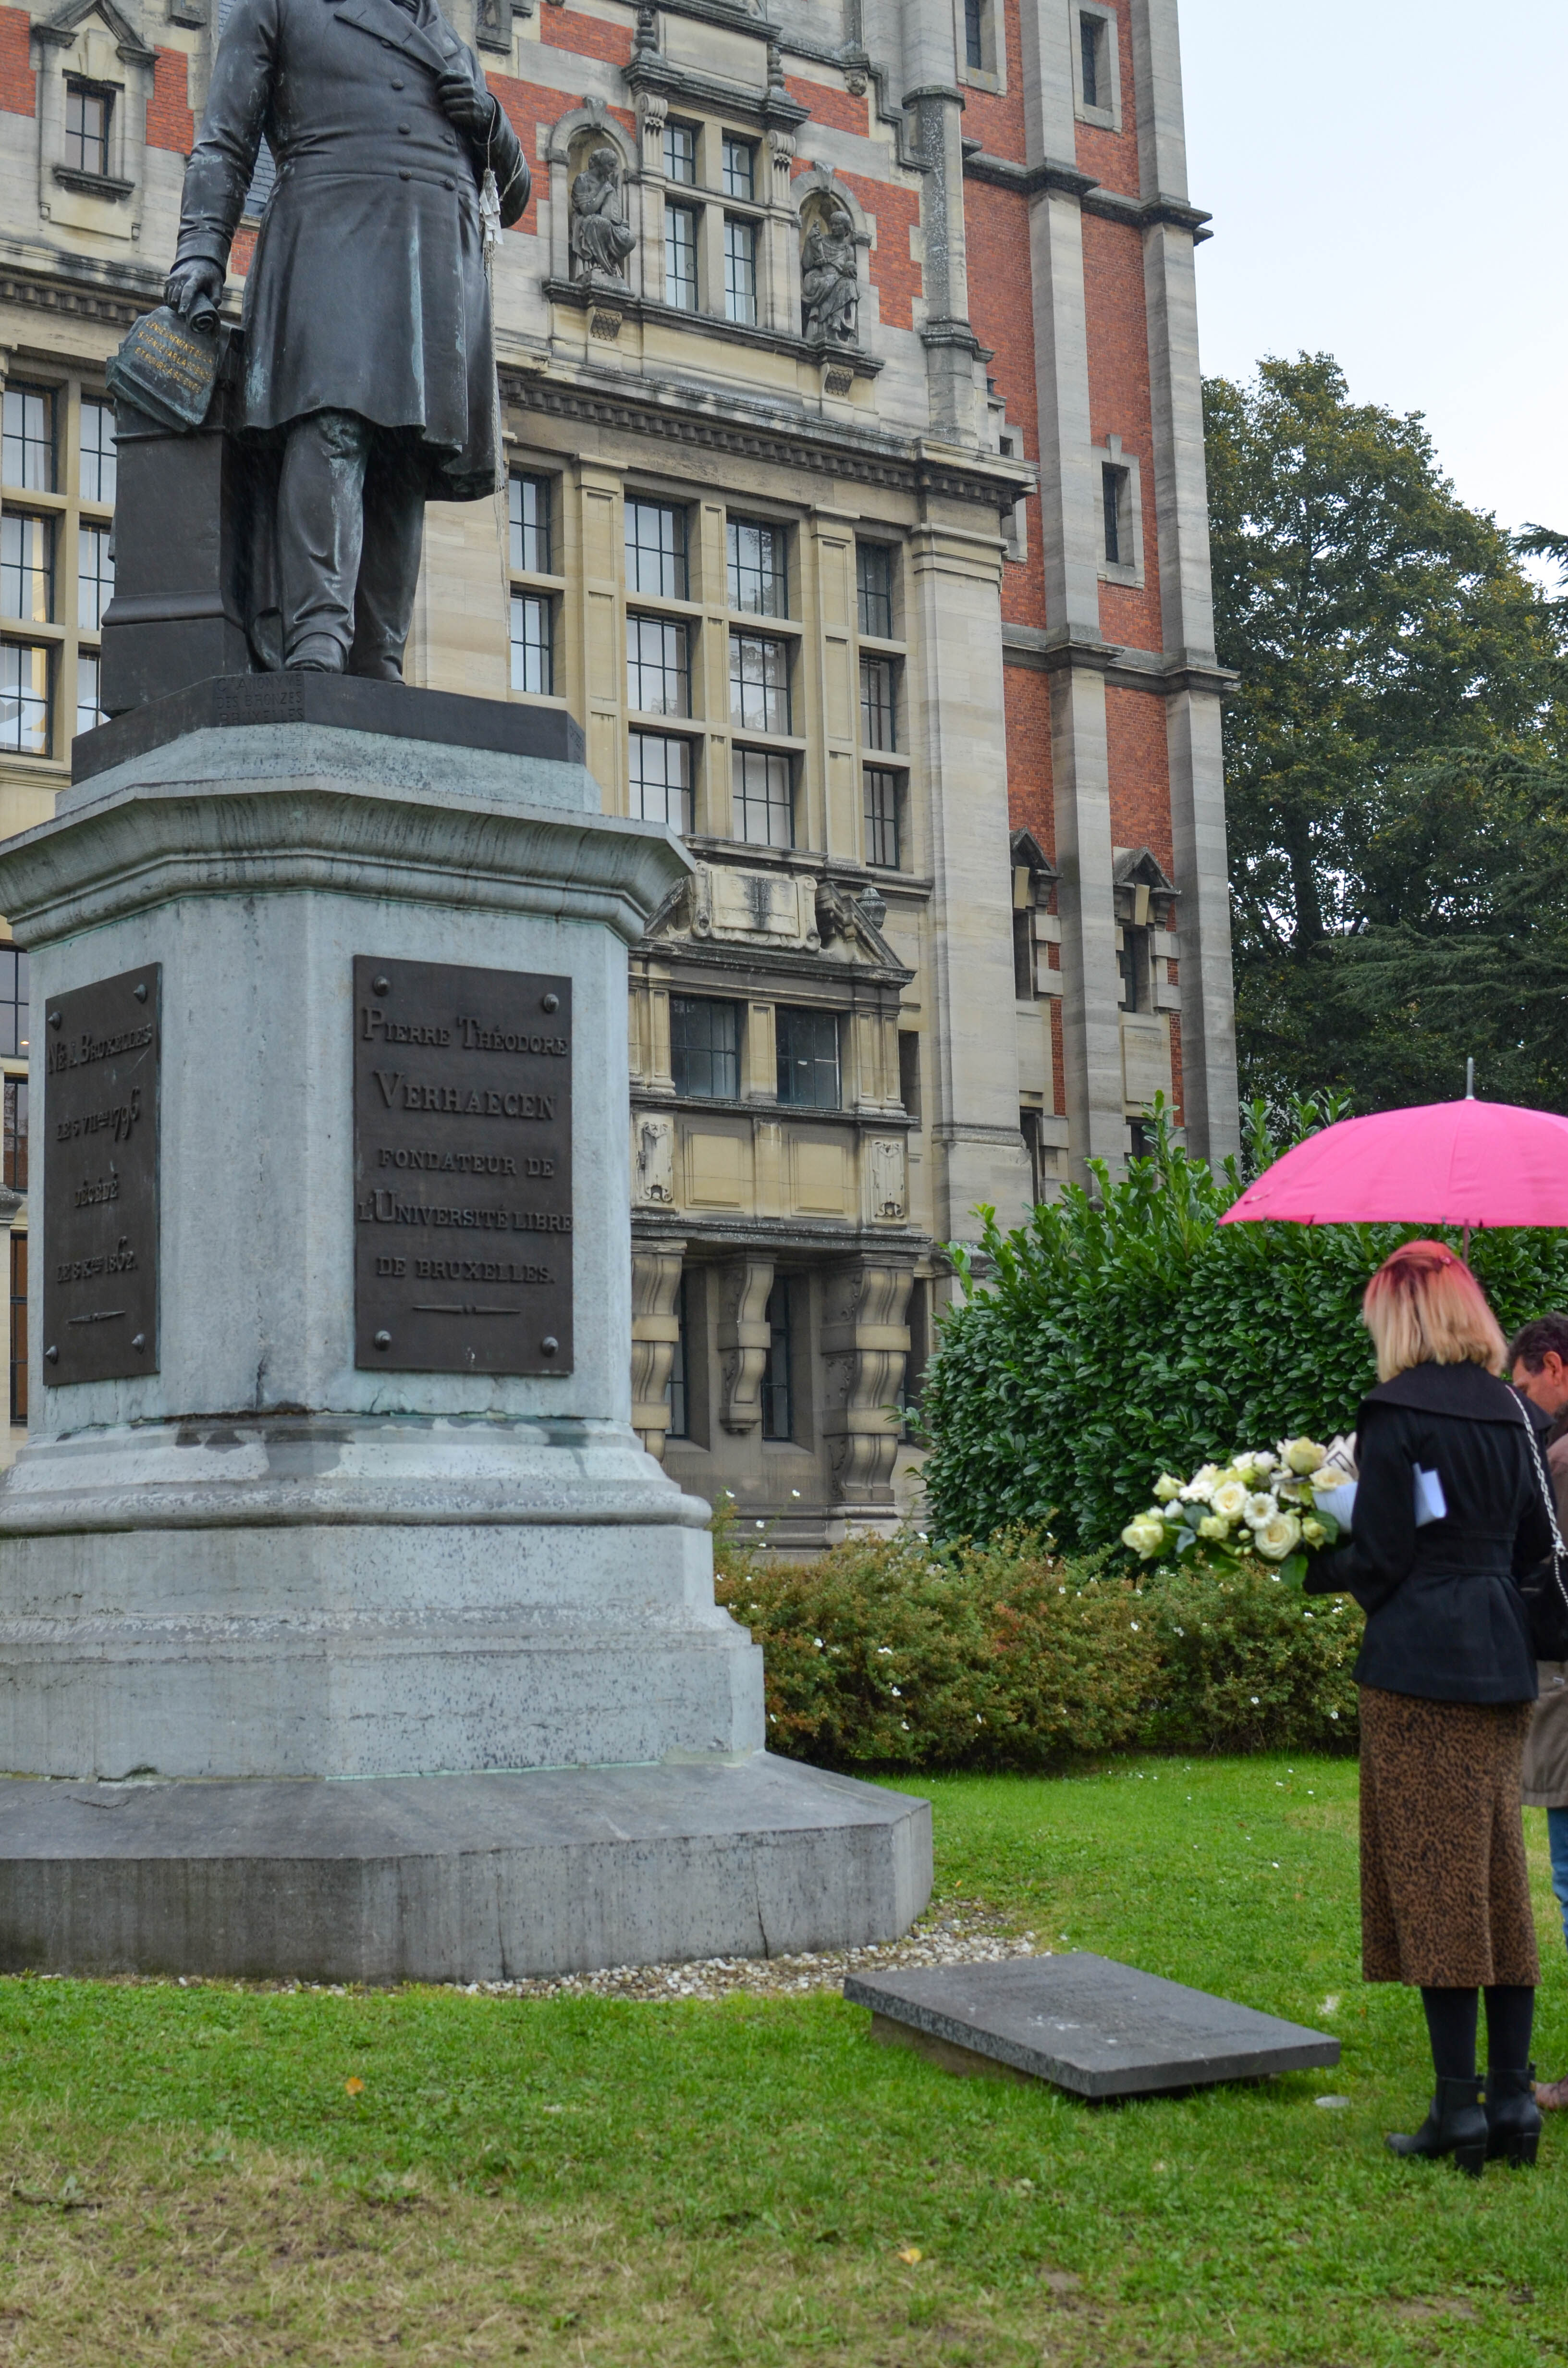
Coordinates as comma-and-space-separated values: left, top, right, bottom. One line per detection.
1242, 1491, 1278, 1529
1253, 1509, 1302, 1561
1211, 1480, 1250, 1520
1120, 1513, 1165, 1557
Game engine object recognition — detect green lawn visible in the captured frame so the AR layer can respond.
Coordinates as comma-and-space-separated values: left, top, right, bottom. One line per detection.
3, 1756, 1567, 2365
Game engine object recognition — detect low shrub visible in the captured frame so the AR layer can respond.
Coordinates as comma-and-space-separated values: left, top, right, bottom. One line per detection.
713, 1524, 1361, 1767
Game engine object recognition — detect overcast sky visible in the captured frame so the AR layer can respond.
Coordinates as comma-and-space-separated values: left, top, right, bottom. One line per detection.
1180, 0, 1568, 547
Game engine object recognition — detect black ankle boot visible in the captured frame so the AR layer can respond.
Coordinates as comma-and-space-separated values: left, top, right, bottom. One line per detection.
1485, 2065, 1542, 2167
1385, 2075, 1487, 2175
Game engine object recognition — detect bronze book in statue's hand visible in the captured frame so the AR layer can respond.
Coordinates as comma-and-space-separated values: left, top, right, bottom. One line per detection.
106, 306, 222, 433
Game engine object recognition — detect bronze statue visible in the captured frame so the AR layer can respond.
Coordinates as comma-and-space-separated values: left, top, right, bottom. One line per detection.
801, 203, 858, 347
569, 146, 635, 285
162, 0, 530, 678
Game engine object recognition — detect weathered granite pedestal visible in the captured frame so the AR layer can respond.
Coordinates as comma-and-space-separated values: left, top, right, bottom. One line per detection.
0, 677, 931, 1979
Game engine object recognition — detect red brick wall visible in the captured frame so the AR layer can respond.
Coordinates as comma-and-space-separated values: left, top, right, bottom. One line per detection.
1082, 210, 1162, 652
823, 166, 920, 332
1104, 684, 1172, 869
1074, 0, 1139, 197
0, 8, 34, 115
965, 178, 1045, 631
231, 224, 257, 276
540, 4, 632, 67
146, 48, 194, 153
1004, 662, 1054, 855
784, 74, 867, 139
488, 73, 563, 232
959, 0, 1027, 163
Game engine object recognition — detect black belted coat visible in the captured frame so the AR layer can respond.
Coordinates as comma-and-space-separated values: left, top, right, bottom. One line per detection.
172, 0, 528, 497
1305, 1361, 1551, 1704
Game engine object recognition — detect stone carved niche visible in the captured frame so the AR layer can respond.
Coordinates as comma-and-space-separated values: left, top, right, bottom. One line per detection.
819, 1259, 913, 1503
716, 1257, 775, 1433
632, 1113, 676, 1207
799, 188, 861, 348
630, 1245, 685, 1460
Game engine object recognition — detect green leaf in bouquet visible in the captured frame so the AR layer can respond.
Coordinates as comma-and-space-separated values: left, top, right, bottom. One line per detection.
1279, 1551, 1308, 1589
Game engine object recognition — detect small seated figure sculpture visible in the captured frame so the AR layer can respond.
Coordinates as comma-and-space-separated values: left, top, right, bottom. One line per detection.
571, 146, 636, 284
801, 202, 858, 346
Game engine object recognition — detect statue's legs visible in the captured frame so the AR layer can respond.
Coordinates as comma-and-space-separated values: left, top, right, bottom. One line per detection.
276, 411, 424, 678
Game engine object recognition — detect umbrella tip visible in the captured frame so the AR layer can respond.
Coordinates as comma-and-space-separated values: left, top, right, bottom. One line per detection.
1465, 1056, 1475, 1100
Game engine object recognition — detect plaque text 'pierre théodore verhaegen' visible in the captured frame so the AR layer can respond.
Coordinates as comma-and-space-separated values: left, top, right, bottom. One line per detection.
43, 964, 160, 1386
353, 957, 573, 1376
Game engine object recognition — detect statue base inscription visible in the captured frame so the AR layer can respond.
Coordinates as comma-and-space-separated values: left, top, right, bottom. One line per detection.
0, 694, 931, 1977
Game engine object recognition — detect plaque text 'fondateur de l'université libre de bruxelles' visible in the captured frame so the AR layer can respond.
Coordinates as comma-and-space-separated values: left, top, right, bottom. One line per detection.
42, 964, 161, 1387
353, 956, 574, 1376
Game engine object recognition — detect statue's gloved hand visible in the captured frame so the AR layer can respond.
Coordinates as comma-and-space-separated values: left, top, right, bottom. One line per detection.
436, 65, 495, 140
164, 259, 225, 328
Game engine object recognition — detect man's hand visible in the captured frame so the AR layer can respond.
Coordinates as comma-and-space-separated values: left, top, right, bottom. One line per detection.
436, 66, 494, 140
164, 259, 225, 327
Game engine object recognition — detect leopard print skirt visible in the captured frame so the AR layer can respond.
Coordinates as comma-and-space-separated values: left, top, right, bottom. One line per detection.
1359, 1687, 1539, 1987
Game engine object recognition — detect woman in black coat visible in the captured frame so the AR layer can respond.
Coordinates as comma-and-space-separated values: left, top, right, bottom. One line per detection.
1306, 1239, 1552, 2173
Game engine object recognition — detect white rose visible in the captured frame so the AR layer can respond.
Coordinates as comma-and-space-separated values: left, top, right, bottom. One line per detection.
1180, 1464, 1220, 1504
1121, 1514, 1165, 1557
1281, 1438, 1326, 1477
1152, 1473, 1182, 1503
1301, 1517, 1326, 1547
1212, 1480, 1250, 1519
1198, 1513, 1231, 1541
1253, 1510, 1302, 1561
1243, 1492, 1278, 1529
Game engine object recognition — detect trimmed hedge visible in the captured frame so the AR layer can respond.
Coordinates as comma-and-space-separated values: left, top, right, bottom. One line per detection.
713, 1525, 1360, 1768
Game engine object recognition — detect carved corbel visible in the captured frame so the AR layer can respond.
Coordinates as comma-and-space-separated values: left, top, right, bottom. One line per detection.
631, 1243, 686, 1460
716, 1257, 775, 1433
819, 1258, 912, 1503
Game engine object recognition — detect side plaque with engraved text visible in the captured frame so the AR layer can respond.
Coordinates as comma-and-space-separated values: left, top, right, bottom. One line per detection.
354, 957, 573, 1374
42, 964, 160, 1385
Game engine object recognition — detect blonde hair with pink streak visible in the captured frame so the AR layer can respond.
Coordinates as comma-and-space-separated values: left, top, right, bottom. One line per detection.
1362, 1239, 1507, 1384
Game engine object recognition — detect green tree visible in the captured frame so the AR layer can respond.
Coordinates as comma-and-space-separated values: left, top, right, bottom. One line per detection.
1204, 353, 1568, 1111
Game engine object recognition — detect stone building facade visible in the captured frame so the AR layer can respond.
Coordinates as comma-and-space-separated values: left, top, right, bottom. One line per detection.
0, 0, 1235, 1535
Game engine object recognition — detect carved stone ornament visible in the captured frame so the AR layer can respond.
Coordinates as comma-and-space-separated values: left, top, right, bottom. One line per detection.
570, 145, 636, 286
801, 200, 858, 346
867, 1136, 906, 1222
633, 1113, 676, 1207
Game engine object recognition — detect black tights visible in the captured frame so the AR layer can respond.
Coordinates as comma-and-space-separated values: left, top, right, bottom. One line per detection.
1421, 1985, 1534, 2080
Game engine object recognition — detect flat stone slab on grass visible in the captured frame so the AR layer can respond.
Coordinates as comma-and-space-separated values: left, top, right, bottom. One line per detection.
844, 1951, 1339, 2097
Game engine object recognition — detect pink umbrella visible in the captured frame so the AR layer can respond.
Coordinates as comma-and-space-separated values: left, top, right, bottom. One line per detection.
1221, 1097, 1568, 1237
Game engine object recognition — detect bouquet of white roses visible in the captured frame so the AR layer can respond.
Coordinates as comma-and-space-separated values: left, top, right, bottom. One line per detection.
1120, 1437, 1352, 1583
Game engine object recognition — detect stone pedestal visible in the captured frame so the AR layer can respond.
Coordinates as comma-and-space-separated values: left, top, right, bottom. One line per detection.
0, 680, 931, 1977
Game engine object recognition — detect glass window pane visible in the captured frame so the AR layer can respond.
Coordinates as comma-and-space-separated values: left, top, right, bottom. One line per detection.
663, 123, 697, 184
625, 500, 688, 599
726, 518, 786, 617
79, 399, 117, 507
856, 542, 893, 637
1102, 464, 1128, 564
664, 203, 698, 310
3, 1075, 25, 1193
509, 474, 551, 574
627, 614, 690, 716
509, 592, 553, 693
721, 136, 754, 199
775, 1006, 841, 1110
628, 732, 693, 832
2, 515, 54, 624
966, 0, 985, 70
859, 655, 897, 750
0, 644, 50, 757
723, 216, 757, 325
760, 1278, 792, 1440
2, 387, 55, 493
729, 632, 789, 734
78, 523, 113, 630
76, 649, 106, 739
1080, 12, 1101, 106
670, 996, 740, 1098
0, 945, 29, 1058
864, 767, 901, 869
732, 747, 793, 848
64, 85, 109, 175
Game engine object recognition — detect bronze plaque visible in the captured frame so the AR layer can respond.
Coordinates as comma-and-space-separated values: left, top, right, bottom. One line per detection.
42, 963, 160, 1385
353, 957, 573, 1374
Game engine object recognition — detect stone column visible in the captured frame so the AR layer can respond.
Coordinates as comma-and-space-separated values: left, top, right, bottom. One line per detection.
715, 1256, 775, 1432
820, 1255, 913, 1515
630, 1239, 685, 1459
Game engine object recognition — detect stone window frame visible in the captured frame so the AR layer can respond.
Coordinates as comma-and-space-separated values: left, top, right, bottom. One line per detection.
1071, 0, 1123, 133
0, 364, 115, 775
1092, 434, 1144, 589
851, 535, 914, 873
955, 0, 1003, 92
630, 98, 796, 343
504, 462, 568, 719
31, 0, 153, 228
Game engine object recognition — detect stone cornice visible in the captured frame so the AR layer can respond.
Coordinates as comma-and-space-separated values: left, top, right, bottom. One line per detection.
0, 256, 162, 334
542, 277, 882, 380
502, 368, 1030, 512
624, 49, 810, 132
1001, 622, 1237, 697
960, 148, 1212, 239
631, 1209, 928, 1257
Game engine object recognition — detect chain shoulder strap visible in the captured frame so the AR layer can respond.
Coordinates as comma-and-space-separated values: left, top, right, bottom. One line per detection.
1516, 1400, 1568, 1638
